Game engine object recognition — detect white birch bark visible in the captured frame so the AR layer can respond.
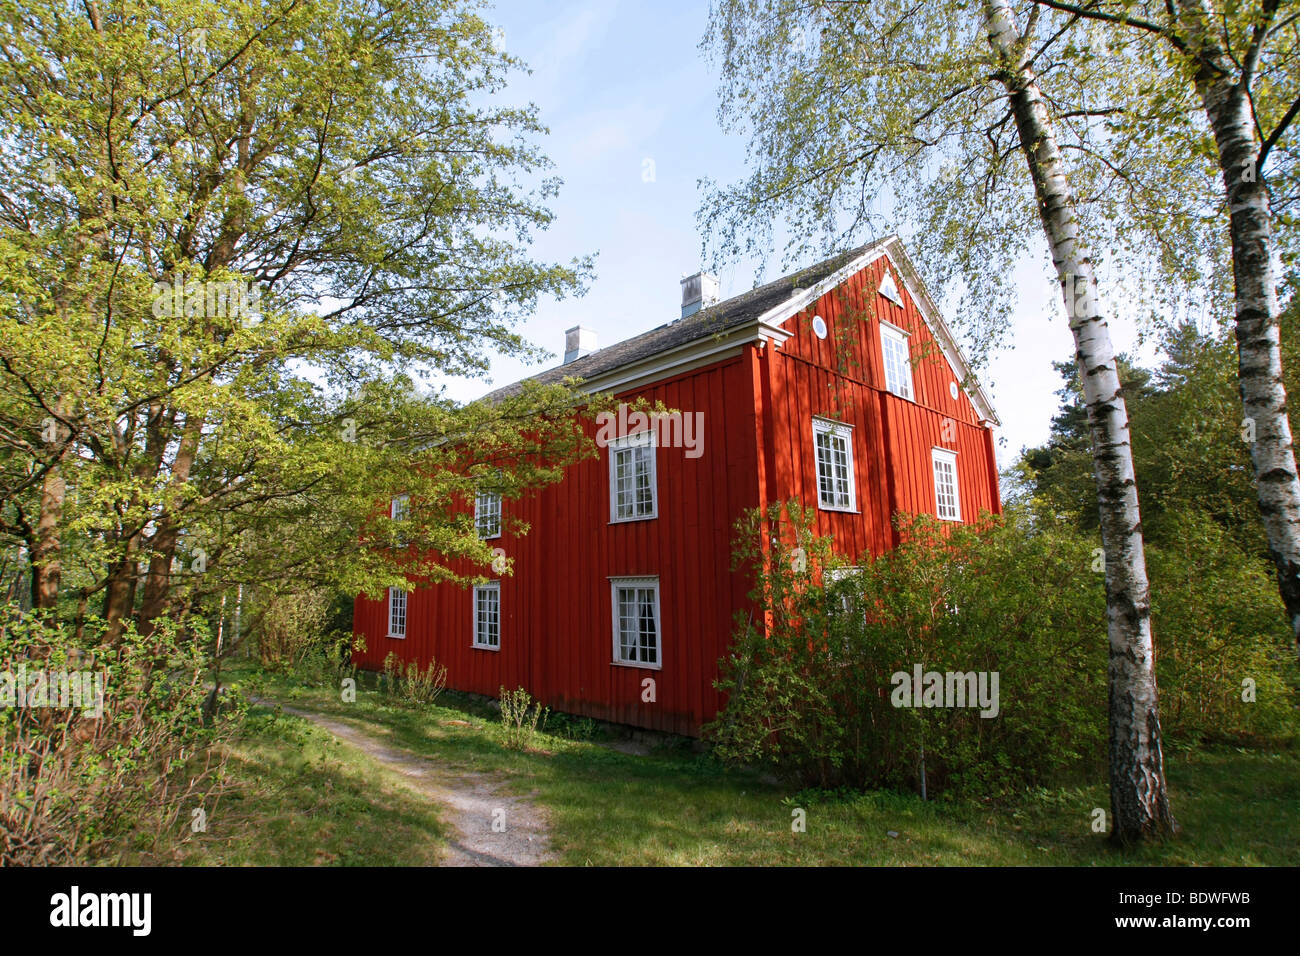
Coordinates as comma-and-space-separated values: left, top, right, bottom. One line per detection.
1176, 0, 1300, 652
985, 0, 1177, 843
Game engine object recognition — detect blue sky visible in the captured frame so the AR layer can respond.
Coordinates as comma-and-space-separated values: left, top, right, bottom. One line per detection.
440, 0, 1156, 468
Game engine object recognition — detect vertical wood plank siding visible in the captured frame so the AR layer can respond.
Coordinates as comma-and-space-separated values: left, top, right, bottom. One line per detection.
354, 253, 1001, 735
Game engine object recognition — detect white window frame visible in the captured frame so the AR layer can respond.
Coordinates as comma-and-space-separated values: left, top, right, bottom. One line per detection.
391, 494, 409, 545
475, 489, 501, 539
608, 431, 658, 523
812, 417, 857, 513
823, 566, 865, 659
387, 587, 407, 639
610, 575, 661, 669
932, 447, 961, 521
472, 581, 500, 650
880, 322, 914, 401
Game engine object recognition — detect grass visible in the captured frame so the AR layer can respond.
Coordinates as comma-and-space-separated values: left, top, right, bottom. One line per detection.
168, 663, 1300, 866
129, 707, 448, 866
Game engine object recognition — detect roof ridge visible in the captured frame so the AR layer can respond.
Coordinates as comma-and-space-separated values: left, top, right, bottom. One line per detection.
480, 239, 887, 403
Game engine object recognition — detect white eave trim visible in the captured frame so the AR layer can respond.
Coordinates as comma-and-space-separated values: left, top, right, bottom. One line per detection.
566, 320, 783, 397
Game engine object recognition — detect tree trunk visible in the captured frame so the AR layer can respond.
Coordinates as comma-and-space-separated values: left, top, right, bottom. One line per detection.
102, 532, 141, 644
31, 466, 64, 611
137, 413, 204, 636
1180, 3, 1300, 652
985, 0, 1176, 844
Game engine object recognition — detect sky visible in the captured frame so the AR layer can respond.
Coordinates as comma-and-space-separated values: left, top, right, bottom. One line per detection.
436, 0, 1159, 469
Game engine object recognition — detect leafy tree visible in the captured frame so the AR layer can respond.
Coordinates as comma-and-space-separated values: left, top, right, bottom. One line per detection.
0, 0, 599, 640
1014, 304, 1300, 745
1014, 291, 1300, 560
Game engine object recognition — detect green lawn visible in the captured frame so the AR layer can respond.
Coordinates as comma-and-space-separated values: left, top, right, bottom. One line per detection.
131, 707, 447, 866
164, 666, 1300, 866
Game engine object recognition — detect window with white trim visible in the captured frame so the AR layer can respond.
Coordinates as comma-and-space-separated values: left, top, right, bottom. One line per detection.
611, 576, 660, 668
387, 587, 407, 638
812, 418, 856, 512
932, 448, 961, 521
880, 323, 914, 400
391, 494, 409, 544
473, 582, 500, 649
475, 490, 501, 539
609, 432, 657, 522
823, 566, 864, 657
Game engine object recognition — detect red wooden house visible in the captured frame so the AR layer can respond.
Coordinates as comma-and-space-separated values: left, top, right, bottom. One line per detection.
353, 236, 1001, 735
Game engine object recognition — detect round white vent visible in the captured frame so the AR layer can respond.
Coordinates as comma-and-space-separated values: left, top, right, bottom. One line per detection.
949, 381, 959, 400
812, 315, 827, 338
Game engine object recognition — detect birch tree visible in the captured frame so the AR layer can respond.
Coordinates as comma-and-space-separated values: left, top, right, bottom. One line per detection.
986, 0, 1173, 842
701, 0, 1178, 841
1025, 1, 1300, 653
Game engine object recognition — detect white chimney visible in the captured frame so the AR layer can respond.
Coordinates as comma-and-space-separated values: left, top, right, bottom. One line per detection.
680, 271, 720, 319
564, 325, 597, 364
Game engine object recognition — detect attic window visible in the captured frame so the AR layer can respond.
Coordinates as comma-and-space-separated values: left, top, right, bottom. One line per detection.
878, 269, 903, 306
880, 324, 915, 401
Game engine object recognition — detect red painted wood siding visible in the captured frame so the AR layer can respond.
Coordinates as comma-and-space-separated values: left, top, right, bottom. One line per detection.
758, 252, 1001, 557
355, 352, 762, 736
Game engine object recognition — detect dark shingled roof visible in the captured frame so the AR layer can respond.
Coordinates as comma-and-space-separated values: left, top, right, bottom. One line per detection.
483, 239, 886, 401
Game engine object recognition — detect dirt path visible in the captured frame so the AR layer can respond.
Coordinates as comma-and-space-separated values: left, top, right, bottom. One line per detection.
273, 702, 555, 867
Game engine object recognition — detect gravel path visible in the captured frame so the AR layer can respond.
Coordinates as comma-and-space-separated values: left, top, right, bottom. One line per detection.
273, 702, 555, 867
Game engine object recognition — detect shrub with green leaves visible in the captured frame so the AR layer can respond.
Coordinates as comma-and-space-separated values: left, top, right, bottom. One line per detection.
1147, 511, 1298, 745
0, 608, 241, 864
380, 652, 448, 707
708, 501, 1298, 800
707, 502, 1109, 798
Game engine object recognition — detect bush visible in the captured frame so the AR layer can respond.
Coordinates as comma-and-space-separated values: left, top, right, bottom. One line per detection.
498, 686, 549, 750
292, 631, 360, 690
706, 502, 1108, 799
0, 608, 242, 864
708, 501, 1300, 801
1147, 511, 1299, 745
252, 588, 344, 671
547, 713, 600, 741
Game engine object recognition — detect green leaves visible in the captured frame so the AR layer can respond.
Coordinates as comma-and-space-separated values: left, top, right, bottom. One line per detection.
699, 0, 1238, 361
0, 0, 597, 630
